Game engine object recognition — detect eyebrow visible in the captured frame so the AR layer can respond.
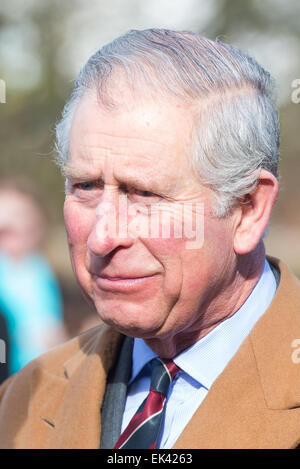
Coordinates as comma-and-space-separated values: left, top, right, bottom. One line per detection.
63, 165, 155, 188
62, 166, 99, 182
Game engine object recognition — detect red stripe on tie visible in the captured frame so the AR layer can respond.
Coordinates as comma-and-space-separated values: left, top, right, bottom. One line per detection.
164, 360, 180, 380
114, 390, 165, 449
114, 358, 180, 449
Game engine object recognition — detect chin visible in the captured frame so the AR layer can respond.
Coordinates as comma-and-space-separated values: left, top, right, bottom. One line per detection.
94, 301, 165, 338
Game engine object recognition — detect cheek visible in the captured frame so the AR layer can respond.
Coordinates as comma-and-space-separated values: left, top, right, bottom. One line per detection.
142, 235, 185, 296
64, 201, 93, 246
180, 218, 235, 296
64, 201, 95, 295
204, 217, 235, 266
147, 218, 231, 300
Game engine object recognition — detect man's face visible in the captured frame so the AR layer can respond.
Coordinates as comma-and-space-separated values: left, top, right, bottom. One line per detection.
64, 89, 237, 354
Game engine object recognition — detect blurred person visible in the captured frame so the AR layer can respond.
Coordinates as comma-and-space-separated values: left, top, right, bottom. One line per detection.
0, 29, 300, 449
0, 180, 66, 375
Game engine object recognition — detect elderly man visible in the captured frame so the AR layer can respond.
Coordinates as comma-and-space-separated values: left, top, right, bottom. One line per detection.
0, 29, 300, 449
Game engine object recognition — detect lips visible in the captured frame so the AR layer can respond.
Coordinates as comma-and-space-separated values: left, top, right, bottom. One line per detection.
93, 273, 158, 292
99, 274, 153, 280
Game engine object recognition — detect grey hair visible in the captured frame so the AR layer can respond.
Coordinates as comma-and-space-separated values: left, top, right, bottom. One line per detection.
55, 28, 279, 216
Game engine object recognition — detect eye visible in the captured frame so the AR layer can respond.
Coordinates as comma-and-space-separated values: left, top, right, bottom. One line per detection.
135, 189, 156, 197
130, 188, 161, 204
75, 182, 96, 191
74, 180, 104, 192
70, 180, 104, 201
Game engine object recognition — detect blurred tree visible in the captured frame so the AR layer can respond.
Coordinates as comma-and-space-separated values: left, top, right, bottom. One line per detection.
205, 0, 300, 229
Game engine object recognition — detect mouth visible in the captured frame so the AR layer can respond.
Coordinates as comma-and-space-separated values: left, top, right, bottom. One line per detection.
92, 273, 158, 292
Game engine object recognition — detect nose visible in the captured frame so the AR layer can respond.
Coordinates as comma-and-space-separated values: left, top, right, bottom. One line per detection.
87, 193, 133, 257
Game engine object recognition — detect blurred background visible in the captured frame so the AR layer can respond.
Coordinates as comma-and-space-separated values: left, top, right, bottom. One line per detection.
0, 0, 299, 377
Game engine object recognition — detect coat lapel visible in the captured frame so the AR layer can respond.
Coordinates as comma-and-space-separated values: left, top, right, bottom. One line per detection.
174, 258, 300, 449
26, 324, 123, 449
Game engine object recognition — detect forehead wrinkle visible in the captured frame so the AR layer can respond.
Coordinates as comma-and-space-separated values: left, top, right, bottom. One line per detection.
76, 143, 127, 159
76, 131, 170, 158
71, 129, 170, 166
86, 130, 170, 148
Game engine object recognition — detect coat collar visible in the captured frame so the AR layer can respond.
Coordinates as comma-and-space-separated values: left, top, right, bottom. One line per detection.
27, 324, 123, 449
173, 257, 300, 448
250, 256, 300, 410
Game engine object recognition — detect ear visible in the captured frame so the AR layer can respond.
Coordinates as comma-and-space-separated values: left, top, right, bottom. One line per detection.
233, 169, 279, 255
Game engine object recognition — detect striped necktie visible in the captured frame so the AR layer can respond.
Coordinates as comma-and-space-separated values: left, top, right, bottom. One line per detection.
114, 357, 180, 449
